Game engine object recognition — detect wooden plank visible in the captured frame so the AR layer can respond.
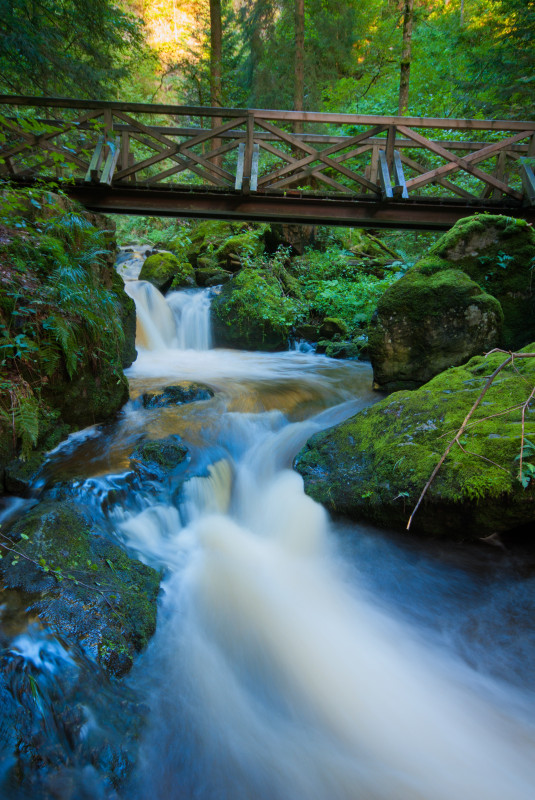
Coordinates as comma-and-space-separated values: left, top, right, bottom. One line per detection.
2, 95, 534, 132
100, 136, 121, 185
370, 147, 379, 188
400, 125, 526, 199
120, 131, 129, 172
85, 135, 105, 182
125, 133, 227, 186
393, 150, 409, 199
250, 143, 259, 192
256, 118, 380, 191
385, 126, 395, 171
242, 114, 254, 194
378, 151, 393, 199
492, 151, 507, 200
520, 162, 535, 205
235, 142, 245, 190
399, 153, 476, 199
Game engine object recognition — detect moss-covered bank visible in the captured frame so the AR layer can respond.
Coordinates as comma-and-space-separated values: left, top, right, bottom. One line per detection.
1, 501, 160, 676
0, 188, 136, 491
295, 346, 535, 540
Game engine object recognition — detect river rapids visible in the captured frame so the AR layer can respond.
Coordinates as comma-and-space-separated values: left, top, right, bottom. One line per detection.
2, 276, 535, 799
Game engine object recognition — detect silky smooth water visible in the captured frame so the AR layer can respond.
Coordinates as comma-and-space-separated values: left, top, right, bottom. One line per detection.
4, 282, 535, 799
120, 285, 535, 800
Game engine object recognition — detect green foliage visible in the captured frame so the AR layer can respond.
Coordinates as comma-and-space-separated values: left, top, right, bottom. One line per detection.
0, 0, 142, 97
0, 185, 126, 462
292, 246, 400, 332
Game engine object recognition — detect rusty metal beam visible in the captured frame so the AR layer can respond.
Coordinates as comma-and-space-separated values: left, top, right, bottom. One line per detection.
60, 182, 535, 231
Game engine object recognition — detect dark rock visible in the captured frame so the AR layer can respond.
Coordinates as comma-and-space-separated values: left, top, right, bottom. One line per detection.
369, 268, 503, 391
1, 501, 161, 677
130, 435, 189, 476
141, 383, 213, 408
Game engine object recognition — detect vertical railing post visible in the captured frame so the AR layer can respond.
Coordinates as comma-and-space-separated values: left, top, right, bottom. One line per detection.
242, 113, 254, 194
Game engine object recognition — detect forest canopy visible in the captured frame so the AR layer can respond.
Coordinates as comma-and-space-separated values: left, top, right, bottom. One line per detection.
0, 0, 533, 118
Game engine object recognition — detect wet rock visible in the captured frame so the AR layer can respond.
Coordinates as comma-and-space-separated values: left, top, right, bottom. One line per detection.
368, 215, 535, 391
130, 435, 189, 477
1, 501, 161, 677
141, 383, 213, 408
295, 345, 535, 540
320, 317, 349, 339
195, 266, 232, 287
369, 268, 503, 391
139, 252, 196, 293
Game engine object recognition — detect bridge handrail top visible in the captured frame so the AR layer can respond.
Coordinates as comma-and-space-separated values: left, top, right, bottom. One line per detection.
1, 95, 534, 133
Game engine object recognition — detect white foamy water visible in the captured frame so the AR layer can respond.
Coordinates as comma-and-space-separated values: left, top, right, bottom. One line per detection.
117, 283, 535, 800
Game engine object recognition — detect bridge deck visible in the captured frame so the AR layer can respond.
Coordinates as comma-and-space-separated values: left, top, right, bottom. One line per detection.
1, 96, 535, 229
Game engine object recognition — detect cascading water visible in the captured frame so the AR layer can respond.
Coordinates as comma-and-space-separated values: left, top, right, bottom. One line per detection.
5, 281, 535, 799
119, 286, 535, 800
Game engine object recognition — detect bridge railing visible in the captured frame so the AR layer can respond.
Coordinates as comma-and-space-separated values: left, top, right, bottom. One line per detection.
1, 95, 534, 207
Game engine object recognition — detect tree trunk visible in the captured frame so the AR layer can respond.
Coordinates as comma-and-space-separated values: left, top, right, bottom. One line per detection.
294, 0, 305, 135
398, 0, 414, 116
209, 0, 223, 168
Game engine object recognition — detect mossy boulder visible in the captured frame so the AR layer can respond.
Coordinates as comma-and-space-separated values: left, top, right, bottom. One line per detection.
295, 346, 535, 540
214, 231, 264, 270
369, 269, 503, 391
139, 251, 196, 292
320, 317, 349, 339
195, 266, 232, 287
422, 215, 535, 350
130, 435, 189, 478
1, 501, 161, 676
369, 215, 535, 391
211, 269, 302, 351
142, 382, 214, 408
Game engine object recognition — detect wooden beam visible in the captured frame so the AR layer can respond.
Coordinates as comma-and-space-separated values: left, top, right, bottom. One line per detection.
235, 142, 245, 190
2, 95, 534, 132
100, 136, 121, 185
85, 135, 105, 182
393, 150, 409, 199
520, 161, 535, 205
378, 151, 393, 199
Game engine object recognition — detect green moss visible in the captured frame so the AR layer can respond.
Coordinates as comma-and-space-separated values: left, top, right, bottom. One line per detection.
2, 501, 161, 676
214, 232, 264, 264
139, 252, 195, 292
296, 345, 535, 539
211, 269, 304, 351
421, 214, 535, 349
131, 435, 188, 471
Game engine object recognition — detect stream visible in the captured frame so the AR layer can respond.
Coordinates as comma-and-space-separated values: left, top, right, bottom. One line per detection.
2, 269, 535, 799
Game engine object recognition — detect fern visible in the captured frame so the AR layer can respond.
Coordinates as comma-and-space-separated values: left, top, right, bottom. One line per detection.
14, 393, 39, 460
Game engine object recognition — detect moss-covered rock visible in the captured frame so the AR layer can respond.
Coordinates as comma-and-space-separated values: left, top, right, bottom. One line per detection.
211, 269, 303, 351
195, 266, 232, 287
1, 501, 161, 676
142, 383, 213, 408
320, 317, 349, 339
130, 435, 189, 477
139, 251, 196, 292
369, 268, 503, 390
422, 215, 535, 350
369, 215, 535, 391
295, 346, 535, 540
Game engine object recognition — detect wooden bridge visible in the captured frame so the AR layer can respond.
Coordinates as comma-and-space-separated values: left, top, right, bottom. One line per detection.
1, 95, 535, 230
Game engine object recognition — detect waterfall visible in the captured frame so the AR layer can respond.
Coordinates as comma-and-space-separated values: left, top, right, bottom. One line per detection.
124, 281, 212, 352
